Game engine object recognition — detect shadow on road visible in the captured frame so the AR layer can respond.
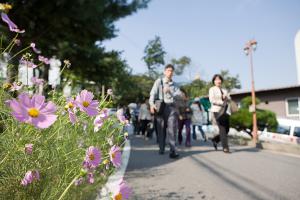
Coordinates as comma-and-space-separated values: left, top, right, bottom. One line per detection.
126, 135, 260, 172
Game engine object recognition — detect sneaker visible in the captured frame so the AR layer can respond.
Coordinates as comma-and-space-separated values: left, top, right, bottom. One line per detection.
223, 149, 231, 154
159, 150, 164, 155
169, 151, 179, 159
185, 142, 191, 147
211, 139, 218, 151
192, 133, 197, 140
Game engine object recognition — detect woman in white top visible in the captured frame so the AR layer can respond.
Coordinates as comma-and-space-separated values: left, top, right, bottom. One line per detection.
209, 74, 231, 153
138, 98, 152, 139
190, 97, 207, 141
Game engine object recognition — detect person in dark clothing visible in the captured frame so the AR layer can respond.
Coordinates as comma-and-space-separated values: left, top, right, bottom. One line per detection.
177, 88, 192, 147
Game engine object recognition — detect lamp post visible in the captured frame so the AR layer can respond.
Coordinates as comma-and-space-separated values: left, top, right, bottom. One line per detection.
244, 39, 258, 144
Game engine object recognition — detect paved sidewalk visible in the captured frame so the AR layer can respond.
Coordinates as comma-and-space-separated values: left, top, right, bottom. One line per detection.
124, 135, 300, 200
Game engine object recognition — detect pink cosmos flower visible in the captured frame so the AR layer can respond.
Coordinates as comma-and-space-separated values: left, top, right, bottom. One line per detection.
99, 108, 109, 120
84, 146, 101, 169
109, 145, 122, 168
9, 93, 57, 129
116, 109, 129, 125
20, 58, 37, 68
10, 82, 22, 91
113, 179, 132, 200
118, 114, 128, 125
94, 115, 103, 132
65, 98, 77, 124
21, 170, 40, 186
25, 144, 33, 155
38, 55, 50, 65
1, 13, 25, 33
87, 173, 94, 184
75, 90, 99, 116
74, 177, 84, 186
31, 77, 44, 86
93, 109, 109, 132
30, 43, 41, 54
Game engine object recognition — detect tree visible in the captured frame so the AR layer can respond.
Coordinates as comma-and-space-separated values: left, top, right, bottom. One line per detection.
114, 74, 155, 105
2, 0, 151, 84
230, 96, 278, 137
181, 69, 241, 98
182, 79, 208, 98
171, 56, 191, 76
219, 70, 241, 92
143, 36, 166, 77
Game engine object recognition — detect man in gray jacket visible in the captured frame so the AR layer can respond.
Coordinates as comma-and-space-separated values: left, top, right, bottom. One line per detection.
149, 64, 180, 159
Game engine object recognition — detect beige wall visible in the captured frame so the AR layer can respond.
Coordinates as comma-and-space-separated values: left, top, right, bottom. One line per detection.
231, 88, 300, 120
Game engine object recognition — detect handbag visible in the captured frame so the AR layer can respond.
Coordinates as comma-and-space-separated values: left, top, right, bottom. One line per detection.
154, 78, 166, 116
229, 100, 239, 113
214, 88, 228, 120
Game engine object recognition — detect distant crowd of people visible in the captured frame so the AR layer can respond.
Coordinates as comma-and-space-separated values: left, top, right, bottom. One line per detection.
121, 64, 233, 159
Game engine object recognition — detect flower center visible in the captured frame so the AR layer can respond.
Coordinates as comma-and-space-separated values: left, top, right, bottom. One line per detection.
111, 152, 116, 159
28, 108, 39, 118
114, 193, 122, 200
68, 102, 74, 109
89, 153, 95, 161
82, 101, 90, 107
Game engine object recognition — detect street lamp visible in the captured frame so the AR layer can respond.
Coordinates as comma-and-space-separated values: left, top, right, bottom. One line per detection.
244, 39, 258, 144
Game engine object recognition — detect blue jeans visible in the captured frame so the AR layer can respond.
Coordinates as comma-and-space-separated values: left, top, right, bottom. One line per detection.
192, 125, 206, 140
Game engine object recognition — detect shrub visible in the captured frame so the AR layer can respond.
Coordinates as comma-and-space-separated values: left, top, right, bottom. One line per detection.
230, 96, 278, 136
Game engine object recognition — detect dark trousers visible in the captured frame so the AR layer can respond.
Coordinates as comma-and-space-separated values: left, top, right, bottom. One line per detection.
156, 104, 178, 153
212, 113, 230, 150
140, 119, 150, 137
132, 116, 140, 134
192, 125, 207, 140
178, 119, 191, 145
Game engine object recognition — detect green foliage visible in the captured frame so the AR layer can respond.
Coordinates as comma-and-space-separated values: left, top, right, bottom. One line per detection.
240, 96, 261, 108
2, 0, 150, 83
182, 79, 209, 98
115, 74, 155, 105
181, 70, 241, 98
230, 97, 278, 133
220, 70, 241, 92
0, 86, 127, 199
171, 56, 191, 76
143, 36, 166, 77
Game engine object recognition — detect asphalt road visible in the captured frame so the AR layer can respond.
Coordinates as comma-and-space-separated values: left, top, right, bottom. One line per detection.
124, 135, 300, 200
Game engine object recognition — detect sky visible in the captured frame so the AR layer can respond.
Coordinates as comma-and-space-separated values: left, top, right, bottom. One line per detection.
103, 0, 300, 92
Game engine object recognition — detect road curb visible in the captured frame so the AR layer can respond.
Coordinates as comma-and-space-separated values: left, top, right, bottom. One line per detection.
229, 135, 300, 155
96, 139, 131, 200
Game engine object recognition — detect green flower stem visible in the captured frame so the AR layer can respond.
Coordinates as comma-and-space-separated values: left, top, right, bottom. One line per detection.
1, 33, 19, 55
58, 175, 80, 200
7, 46, 31, 62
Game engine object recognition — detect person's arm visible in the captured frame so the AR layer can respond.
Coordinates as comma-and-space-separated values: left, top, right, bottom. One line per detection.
149, 79, 160, 112
209, 87, 224, 106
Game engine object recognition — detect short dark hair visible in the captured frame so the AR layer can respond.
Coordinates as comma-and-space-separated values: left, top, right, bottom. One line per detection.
165, 64, 174, 70
212, 74, 223, 85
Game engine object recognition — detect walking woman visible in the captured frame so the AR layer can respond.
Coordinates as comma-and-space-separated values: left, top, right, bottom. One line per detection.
209, 74, 231, 153
138, 98, 152, 139
177, 88, 192, 147
190, 97, 207, 141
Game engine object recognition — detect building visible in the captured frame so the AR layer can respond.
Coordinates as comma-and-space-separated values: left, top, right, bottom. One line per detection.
231, 85, 300, 120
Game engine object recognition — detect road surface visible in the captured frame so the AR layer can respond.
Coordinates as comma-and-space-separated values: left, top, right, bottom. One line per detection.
124, 135, 300, 200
